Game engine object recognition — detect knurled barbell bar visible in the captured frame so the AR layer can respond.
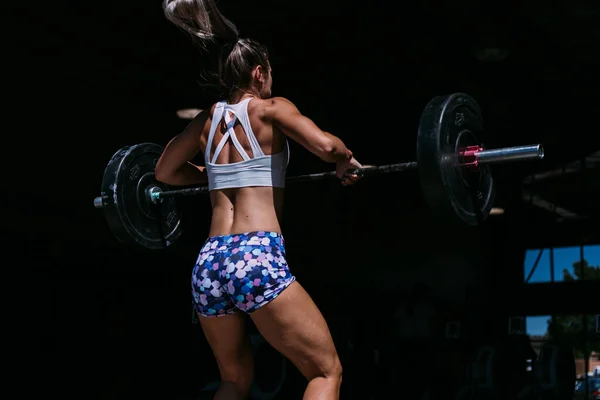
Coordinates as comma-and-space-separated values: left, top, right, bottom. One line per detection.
140, 143, 541, 201
93, 93, 545, 250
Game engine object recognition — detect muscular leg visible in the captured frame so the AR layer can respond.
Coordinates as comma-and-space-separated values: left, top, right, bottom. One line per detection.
250, 281, 342, 400
198, 312, 254, 400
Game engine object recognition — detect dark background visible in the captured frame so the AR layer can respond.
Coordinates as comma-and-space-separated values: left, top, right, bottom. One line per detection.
10, 0, 599, 398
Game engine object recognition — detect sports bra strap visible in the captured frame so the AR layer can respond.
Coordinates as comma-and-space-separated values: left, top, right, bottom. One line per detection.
210, 111, 251, 163
205, 102, 224, 161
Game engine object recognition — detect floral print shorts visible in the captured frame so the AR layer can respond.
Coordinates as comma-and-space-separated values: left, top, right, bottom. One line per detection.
192, 231, 296, 317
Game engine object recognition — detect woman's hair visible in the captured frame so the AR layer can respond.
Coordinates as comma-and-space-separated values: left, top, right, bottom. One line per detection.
163, 0, 270, 97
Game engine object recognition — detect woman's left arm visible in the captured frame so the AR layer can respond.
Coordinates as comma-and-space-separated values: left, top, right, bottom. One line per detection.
155, 110, 209, 186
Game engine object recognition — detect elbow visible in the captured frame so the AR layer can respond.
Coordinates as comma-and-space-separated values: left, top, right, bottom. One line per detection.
319, 137, 335, 155
316, 137, 348, 163
154, 172, 170, 185
317, 138, 337, 161
154, 154, 180, 184
154, 166, 173, 185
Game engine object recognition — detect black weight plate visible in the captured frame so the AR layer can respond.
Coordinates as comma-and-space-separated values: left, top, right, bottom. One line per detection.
417, 93, 495, 226
100, 143, 182, 250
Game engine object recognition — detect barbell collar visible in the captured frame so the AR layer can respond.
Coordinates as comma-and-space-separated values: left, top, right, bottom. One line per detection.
146, 186, 163, 205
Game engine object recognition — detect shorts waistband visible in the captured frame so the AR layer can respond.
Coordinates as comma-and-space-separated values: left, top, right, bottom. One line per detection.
204, 231, 284, 249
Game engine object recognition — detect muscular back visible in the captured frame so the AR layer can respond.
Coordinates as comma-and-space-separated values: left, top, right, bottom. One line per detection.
199, 98, 287, 237
157, 95, 348, 238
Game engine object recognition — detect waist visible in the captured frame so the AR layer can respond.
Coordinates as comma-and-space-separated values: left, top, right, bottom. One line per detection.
202, 231, 285, 252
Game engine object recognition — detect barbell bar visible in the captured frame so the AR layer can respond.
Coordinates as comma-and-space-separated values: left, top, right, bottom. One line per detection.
129, 144, 542, 204
93, 93, 545, 250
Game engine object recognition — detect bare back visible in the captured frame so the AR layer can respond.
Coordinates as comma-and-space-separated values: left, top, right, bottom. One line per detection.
199, 98, 287, 237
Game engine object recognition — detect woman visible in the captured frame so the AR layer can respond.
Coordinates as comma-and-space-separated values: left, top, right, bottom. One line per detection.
155, 1, 365, 399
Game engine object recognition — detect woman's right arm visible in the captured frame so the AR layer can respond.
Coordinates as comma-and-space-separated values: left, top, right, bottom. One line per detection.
267, 97, 353, 163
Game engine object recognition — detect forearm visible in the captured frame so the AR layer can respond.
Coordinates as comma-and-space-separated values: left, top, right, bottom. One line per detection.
156, 162, 207, 186
321, 131, 353, 163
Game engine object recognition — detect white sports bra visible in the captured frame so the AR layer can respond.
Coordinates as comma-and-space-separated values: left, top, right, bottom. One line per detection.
205, 98, 289, 191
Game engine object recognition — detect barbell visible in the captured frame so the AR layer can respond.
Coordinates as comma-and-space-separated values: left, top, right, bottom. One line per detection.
93, 93, 545, 250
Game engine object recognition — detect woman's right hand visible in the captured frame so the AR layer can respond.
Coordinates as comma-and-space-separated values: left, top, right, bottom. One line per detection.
336, 157, 364, 186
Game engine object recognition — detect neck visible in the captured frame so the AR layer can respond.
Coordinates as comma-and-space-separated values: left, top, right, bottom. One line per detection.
228, 88, 260, 103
